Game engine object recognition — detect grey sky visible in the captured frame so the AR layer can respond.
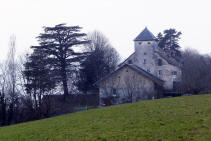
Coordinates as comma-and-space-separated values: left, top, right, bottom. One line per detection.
0, 0, 211, 60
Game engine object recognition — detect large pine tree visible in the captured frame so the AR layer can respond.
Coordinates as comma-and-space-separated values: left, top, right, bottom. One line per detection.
157, 29, 182, 57
32, 24, 89, 99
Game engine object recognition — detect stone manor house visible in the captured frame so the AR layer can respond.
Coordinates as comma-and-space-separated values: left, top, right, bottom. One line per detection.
95, 28, 182, 105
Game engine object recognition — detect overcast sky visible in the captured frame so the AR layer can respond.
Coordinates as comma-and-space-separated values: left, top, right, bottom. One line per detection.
0, 0, 211, 60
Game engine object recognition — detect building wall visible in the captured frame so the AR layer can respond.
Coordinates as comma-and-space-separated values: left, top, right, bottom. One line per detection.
134, 41, 157, 74
99, 66, 156, 105
153, 53, 182, 90
98, 39, 182, 106
125, 40, 182, 90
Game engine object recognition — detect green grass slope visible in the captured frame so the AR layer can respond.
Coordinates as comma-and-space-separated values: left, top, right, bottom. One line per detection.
0, 95, 211, 141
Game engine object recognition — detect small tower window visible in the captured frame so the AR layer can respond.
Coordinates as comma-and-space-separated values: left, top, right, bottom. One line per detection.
143, 59, 146, 64
158, 59, 162, 66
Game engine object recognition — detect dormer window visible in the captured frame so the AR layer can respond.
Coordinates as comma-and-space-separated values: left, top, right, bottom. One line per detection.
158, 59, 162, 66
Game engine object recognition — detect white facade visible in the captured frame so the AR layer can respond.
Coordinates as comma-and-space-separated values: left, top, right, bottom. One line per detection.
121, 36, 182, 90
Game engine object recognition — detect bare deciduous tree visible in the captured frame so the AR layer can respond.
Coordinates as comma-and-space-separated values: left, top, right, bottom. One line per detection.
0, 35, 19, 125
77, 31, 120, 92
182, 49, 211, 94
7, 35, 19, 124
122, 70, 149, 103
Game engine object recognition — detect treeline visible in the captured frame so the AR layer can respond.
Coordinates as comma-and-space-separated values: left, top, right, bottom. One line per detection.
181, 49, 211, 94
0, 24, 120, 126
0, 25, 210, 126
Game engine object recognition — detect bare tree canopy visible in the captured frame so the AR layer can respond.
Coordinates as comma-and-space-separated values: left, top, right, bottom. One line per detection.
182, 49, 211, 94
77, 31, 120, 92
0, 35, 20, 125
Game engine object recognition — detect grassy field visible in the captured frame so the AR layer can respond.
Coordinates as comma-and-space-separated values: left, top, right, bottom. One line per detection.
0, 94, 211, 141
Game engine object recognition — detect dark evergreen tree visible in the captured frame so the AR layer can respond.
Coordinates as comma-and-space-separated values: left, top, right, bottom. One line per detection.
32, 24, 89, 99
23, 49, 56, 115
157, 29, 182, 57
157, 32, 163, 48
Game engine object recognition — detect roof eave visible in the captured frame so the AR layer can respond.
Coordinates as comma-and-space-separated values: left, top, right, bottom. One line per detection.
134, 39, 157, 41
94, 64, 164, 87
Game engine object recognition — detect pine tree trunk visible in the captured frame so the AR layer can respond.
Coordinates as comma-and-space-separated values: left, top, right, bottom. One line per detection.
61, 60, 69, 101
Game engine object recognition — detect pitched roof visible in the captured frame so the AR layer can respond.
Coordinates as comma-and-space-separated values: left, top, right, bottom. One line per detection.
154, 47, 183, 68
134, 27, 157, 41
118, 52, 135, 67
94, 64, 164, 86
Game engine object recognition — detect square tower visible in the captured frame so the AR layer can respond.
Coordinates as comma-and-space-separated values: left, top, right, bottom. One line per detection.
133, 27, 158, 74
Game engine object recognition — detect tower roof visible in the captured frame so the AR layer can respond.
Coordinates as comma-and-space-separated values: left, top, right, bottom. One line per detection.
134, 27, 157, 41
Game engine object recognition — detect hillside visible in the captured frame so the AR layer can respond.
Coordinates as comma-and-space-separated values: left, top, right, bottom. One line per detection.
0, 94, 211, 141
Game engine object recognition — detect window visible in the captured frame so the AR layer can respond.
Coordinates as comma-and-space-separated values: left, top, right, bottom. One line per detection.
139, 42, 142, 45
112, 88, 117, 97
113, 88, 117, 95
147, 69, 150, 72
144, 52, 147, 55
172, 71, 177, 79
172, 71, 177, 75
148, 42, 151, 44
158, 59, 162, 66
143, 59, 146, 64
128, 60, 132, 64
158, 70, 162, 75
